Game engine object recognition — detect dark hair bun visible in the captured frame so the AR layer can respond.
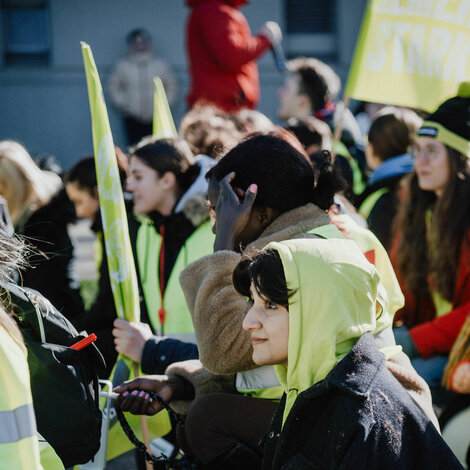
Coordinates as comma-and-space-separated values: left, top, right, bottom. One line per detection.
310, 150, 347, 210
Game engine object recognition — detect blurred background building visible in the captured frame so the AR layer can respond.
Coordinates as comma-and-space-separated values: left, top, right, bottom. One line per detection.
0, 0, 367, 167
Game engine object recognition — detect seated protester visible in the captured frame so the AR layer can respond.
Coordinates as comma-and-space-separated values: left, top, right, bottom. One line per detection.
391, 86, 470, 402
0, 228, 64, 470
0, 307, 48, 470
115, 239, 461, 469
112, 137, 215, 374
182, 134, 413, 380
65, 151, 145, 377
0, 140, 82, 320
236, 239, 461, 470
114, 135, 438, 468
357, 107, 422, 251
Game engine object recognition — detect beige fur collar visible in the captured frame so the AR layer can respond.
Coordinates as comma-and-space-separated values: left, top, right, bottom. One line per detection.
248, 203, 330, 252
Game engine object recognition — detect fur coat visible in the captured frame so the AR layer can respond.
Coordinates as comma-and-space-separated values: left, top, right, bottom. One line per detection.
173, 203, 438, 429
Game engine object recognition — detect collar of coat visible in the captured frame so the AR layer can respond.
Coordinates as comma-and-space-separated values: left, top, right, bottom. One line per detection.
299, 333, 385, 401
248, 203, 330, 252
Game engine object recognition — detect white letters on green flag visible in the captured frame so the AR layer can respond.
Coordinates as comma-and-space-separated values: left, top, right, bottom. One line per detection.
345, 0, 470, 111
153, 77, 177, 139
81, 42, 140, 323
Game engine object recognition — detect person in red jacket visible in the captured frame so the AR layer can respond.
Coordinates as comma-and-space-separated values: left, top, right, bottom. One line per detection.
391, 84, 470, 400
185, 0, 280, 112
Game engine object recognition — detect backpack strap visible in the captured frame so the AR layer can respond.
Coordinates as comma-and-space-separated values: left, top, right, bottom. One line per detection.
0, 281, 47, 343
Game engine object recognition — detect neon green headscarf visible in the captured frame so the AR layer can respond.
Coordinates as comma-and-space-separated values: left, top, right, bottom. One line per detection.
265, 238, 381, 425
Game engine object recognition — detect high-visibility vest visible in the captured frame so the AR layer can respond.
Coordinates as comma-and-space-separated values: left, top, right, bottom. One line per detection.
0, 325, 63, 470
358, 187, 391, 219
335, 141, 366, 196
331, 213, 404, 320
137, 219, 215, 340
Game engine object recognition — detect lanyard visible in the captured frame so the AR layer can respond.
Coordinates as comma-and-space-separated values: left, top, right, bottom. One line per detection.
158, 224, 166, 328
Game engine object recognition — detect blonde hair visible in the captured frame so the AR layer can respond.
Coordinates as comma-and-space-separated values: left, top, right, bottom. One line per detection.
0, 141, 61, 225
0, 229, 27, 354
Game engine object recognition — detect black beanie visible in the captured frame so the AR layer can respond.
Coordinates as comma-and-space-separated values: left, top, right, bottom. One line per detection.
417, 82, 470, 158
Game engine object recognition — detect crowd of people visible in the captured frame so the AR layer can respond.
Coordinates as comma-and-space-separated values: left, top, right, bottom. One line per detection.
1, 1, 470, 469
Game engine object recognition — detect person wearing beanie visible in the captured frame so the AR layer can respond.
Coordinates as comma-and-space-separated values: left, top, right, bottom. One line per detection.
391, 83, 470, 404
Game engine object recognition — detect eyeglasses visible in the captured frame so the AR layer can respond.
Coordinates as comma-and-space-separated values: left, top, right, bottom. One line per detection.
408, 144, 443, 161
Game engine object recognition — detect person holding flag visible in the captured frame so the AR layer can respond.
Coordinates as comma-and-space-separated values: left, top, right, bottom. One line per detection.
112, 137, 215, 374
82, 42, 173, 467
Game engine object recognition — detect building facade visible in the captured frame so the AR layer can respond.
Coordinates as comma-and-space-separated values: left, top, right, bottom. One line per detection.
0, 0, 367, 167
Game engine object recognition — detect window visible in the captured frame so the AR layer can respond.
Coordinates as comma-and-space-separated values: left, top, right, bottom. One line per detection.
284, 0, 337, 59
2, 0, 50, 66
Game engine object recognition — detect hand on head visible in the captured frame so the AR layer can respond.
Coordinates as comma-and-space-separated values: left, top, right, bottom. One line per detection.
112, 319, 153, 363
212, 171, 258, 251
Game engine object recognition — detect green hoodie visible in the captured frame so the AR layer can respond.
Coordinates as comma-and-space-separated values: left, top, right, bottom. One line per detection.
265, 238, 382, 425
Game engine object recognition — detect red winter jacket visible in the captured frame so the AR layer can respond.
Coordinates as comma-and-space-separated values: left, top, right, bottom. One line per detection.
392, 231, 470, 358
185, 0, 271, 112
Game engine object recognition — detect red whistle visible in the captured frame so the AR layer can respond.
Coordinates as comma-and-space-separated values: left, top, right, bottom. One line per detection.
70, 333, 97, 351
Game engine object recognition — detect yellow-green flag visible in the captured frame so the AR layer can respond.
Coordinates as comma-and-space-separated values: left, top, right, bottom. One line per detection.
81, 42, 140, 322
81, 42, 171, 461
345, 0, 470, 111
153, 77, 177, 138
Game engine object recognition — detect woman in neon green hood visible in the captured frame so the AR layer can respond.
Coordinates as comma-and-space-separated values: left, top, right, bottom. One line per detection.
234, 238, 462, 470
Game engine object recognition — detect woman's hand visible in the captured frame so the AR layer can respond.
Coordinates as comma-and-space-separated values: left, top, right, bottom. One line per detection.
113, 375, 185, 415
450, 360, 470, 394
112, 319, 153, 362
213, 172, 257, 251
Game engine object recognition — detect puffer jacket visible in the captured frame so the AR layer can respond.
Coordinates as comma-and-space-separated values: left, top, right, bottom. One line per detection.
186, 0, 271, 111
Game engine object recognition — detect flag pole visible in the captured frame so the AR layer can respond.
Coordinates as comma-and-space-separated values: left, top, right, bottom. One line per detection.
134, 363, 153, 470
81, 42, 152, 469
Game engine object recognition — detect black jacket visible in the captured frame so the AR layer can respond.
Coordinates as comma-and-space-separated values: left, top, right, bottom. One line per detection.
262, 334, 463, 470
19, 188, 84, 318
73, 210, 147, 378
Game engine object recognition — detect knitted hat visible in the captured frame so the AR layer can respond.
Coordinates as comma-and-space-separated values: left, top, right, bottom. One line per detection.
417, 82, 470, 158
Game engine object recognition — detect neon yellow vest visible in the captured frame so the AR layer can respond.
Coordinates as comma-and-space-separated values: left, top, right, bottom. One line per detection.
358, 187, 391, 219
137, 220, 215, 338
333, 213, 404, 321
0, 326, 63, 470
334, 141, 366, 196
